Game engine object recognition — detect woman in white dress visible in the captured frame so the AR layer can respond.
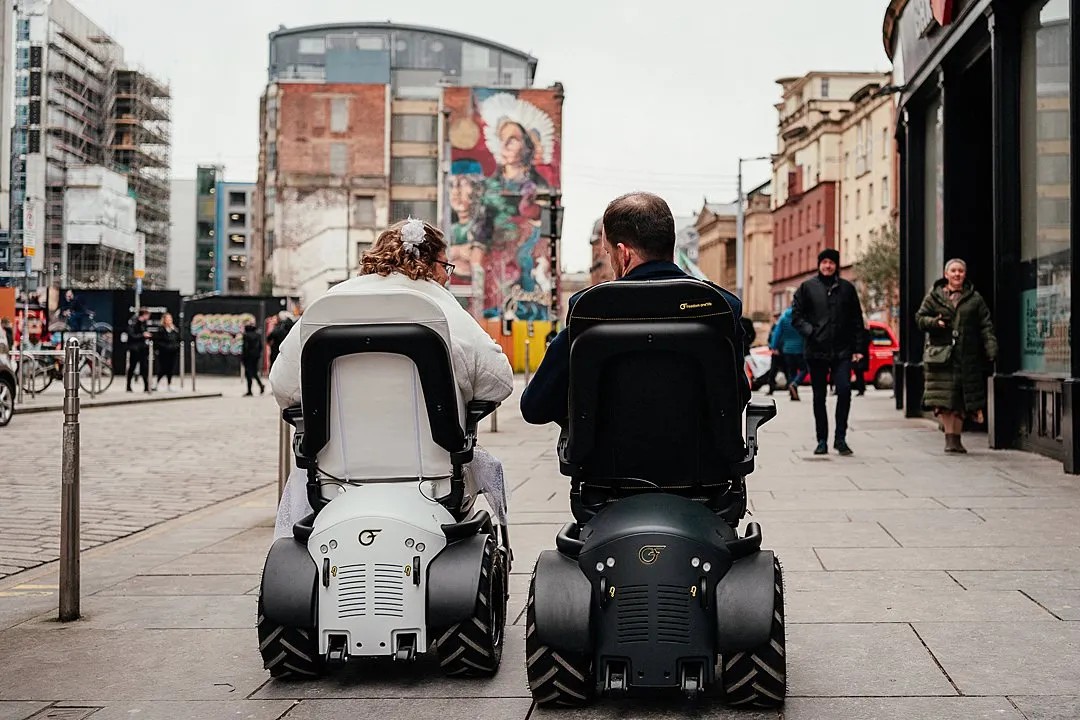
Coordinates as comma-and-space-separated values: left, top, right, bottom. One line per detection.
269, 218, 514, 538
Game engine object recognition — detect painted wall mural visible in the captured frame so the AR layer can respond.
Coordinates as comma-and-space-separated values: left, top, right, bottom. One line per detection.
443, 87, 563, 320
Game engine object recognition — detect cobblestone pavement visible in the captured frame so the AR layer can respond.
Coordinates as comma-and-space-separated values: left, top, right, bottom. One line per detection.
0, 376, 277, 579
0, 380, 1078, 718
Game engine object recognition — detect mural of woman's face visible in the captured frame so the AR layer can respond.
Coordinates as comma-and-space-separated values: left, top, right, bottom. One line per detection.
450, 176, 475, 217
499, 122, 529, 166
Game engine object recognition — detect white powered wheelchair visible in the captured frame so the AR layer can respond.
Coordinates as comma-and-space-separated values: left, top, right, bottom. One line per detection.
257, 287, 510, 679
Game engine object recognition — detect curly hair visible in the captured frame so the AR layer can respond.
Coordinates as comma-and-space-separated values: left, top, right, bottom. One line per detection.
359, 219, 447, 281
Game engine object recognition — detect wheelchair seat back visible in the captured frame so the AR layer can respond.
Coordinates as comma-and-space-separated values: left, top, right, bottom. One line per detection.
298, 288, 465, 483
564, 278, 748, 496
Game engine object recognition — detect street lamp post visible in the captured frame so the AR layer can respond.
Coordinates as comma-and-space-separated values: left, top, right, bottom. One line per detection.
735, 155, 772, 302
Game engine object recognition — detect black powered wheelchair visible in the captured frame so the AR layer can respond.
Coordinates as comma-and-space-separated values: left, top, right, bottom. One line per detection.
525, 278, 784, 707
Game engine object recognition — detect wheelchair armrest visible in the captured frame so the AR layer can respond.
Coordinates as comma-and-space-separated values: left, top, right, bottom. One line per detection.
282, 405, 304, 433
743, 398, 777, 462
465, 400, 499, 433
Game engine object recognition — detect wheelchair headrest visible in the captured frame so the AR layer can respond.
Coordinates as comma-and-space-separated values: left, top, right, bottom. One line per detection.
300, 287, 451, 348
568, 278, 736, 340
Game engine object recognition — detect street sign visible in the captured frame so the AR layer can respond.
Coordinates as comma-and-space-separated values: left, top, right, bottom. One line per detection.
134, 232, 145, 279
22, 197, 45, 273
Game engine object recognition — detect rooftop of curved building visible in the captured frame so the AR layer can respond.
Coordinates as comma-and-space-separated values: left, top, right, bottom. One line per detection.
269, 21, 537, 63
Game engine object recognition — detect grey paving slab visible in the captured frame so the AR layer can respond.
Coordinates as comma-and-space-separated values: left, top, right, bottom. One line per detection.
785, 570, 960, 593
1015, 589, 1080, 621
741, 509, 853, 523
878, 519, 1080, 548
753, 491, 942, 511
949, 570, 1080, 590
93, 574, 261, 597
53, 700, 297, 720
934, 495, 1080, 509
849, 475, 1027, 496
1009, 696, 1080, 720
786, 624, 956, 697
914, 622, 1080, 695
786, 589, 1053, 623
816, 546, 1080, 571
141, 551, 268, 576
744, 475, 861, 492
282, 699, 533, 720
0, 628, 266, 701
17, 595, 256, 630
761, 522, 899, 548
0, 703, 48, 720
508, 572, 530, 625
531, 699, 778, 719
782, 697, 1022, 719
198, 528, 275, 556
253, 632, 530, 699
770, 547, 824, 572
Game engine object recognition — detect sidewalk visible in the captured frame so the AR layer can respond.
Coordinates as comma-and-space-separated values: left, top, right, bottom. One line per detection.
12, 375, 232, 414
0, 381, 1077, 719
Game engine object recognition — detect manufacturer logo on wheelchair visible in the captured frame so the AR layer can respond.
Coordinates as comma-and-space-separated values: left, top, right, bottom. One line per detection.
637, 545, 666, 565
679, 302, 713, 311
358, 529, 382, 546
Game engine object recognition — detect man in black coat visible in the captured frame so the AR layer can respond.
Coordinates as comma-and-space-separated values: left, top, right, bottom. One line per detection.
125, 308, 151, 393
241, 322, 266, 396
520, 191, 748, 428
791, 248, 868, 456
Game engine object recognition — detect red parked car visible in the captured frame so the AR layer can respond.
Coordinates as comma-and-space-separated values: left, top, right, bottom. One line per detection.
746, 320, 898, 391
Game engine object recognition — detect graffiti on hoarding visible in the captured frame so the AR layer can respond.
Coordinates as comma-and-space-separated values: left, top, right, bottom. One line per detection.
191, 313, 255, 356
444, 87, 562, 321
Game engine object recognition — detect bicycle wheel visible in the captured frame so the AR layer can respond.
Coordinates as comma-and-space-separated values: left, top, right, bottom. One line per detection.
79, 357, 114, 393
19, 358, 53, 394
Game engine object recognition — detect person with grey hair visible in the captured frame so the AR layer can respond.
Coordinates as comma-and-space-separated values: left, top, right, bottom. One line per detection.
916, 258, 998, 453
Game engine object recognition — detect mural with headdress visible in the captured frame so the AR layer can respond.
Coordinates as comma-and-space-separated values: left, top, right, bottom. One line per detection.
443, 88, 562, 320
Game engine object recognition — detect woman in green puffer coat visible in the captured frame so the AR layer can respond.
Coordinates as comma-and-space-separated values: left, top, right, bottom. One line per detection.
915, 258, 998, 454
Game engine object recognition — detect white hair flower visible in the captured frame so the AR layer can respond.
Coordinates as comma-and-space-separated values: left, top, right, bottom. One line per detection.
400, 217, 426, 257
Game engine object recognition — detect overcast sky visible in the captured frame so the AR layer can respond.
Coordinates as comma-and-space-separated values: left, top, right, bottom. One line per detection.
78, 0, 892, 272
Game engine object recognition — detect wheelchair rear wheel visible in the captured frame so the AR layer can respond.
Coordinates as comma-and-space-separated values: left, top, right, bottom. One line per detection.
721, 555, 786, 707
525, 571, 594, 707
434, 534, 507, 677
256, 596, 323, 679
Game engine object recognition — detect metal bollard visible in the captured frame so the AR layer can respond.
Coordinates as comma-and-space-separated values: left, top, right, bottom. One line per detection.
278, 418, 291, 500
179, 340, 186, 390
147, 340, 155, 389
60, 338, 81, 622
190, 342, 197, 392
490, 407, 498, 433
524, 339, 532, 387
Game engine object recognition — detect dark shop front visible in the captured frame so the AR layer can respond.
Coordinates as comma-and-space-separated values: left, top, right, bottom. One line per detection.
886, 0, 1080, 471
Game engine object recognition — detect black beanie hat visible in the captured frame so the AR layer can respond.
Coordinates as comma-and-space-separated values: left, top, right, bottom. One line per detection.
818, 248, 840, 265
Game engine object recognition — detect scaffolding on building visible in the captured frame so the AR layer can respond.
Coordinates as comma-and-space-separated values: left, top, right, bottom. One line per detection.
110, 68, 171, 290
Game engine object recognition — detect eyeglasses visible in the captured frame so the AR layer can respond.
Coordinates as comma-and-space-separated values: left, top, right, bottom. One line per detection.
436, 260, 456, 276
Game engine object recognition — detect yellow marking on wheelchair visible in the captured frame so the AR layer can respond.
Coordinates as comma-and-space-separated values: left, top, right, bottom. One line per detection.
690, 586, 698, 597
331, 566, 337, 577
609, 586, 616, 598
404, 565, 412, 577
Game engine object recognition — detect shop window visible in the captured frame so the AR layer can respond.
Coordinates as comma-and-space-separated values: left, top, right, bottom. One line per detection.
923, 95, 944, 293
1019, 0, 1071, 374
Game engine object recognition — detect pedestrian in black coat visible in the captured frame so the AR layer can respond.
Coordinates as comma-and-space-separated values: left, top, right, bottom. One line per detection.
241, 323, 265, 396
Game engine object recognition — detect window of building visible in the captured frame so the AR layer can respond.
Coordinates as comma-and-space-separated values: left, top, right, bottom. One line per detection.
391, 200, 437, 220
352, 196, 376, 226
461, 42, 499, 85
331, 97, 350, 133
924, 95, 945, 293
856, 234, 861, 257
229, 213, 246, 228
329, 142, 348, 176
15, 75, 29, 97
229, 191, 246, 206
267, 142, 277, 171
821, 77, 830, 98
855, 189, 861, 219
866, 122, 874, 164
500, 54, 528, 87
882, 177, 889, 209
868, 183, 874, 215
298, 37, 326, 55
391, 114, 438, 143
16, 46, 29, 71
17, 18, 29, 41
844, 194, 849, 223
391, 157, 438, 186
228, 255, 247, 271
1020, 0, 1070, 373
229, 233, 245, 245
882, 127, 888, 159
798, 248, 804, 273
844, 152, 850, 179
227, 277, 247, 292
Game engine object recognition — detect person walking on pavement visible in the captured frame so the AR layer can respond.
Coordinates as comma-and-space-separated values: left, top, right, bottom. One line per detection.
241, 322, 266, 396
791, 248, 868, 456
916, 258, 998, 454
770, 305, 806, 401
267, 312, 294, 368
125, 307, 151, 393
153, 312, 180, 392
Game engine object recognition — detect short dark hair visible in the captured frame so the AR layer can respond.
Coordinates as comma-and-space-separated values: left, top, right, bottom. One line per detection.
602, 192, 675, 262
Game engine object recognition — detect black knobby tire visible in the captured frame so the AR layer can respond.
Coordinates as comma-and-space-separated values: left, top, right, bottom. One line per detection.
435, 535, 507, 677
721, 555, 786, 707
256, 596, 323, 679
525, 571, 594, 707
